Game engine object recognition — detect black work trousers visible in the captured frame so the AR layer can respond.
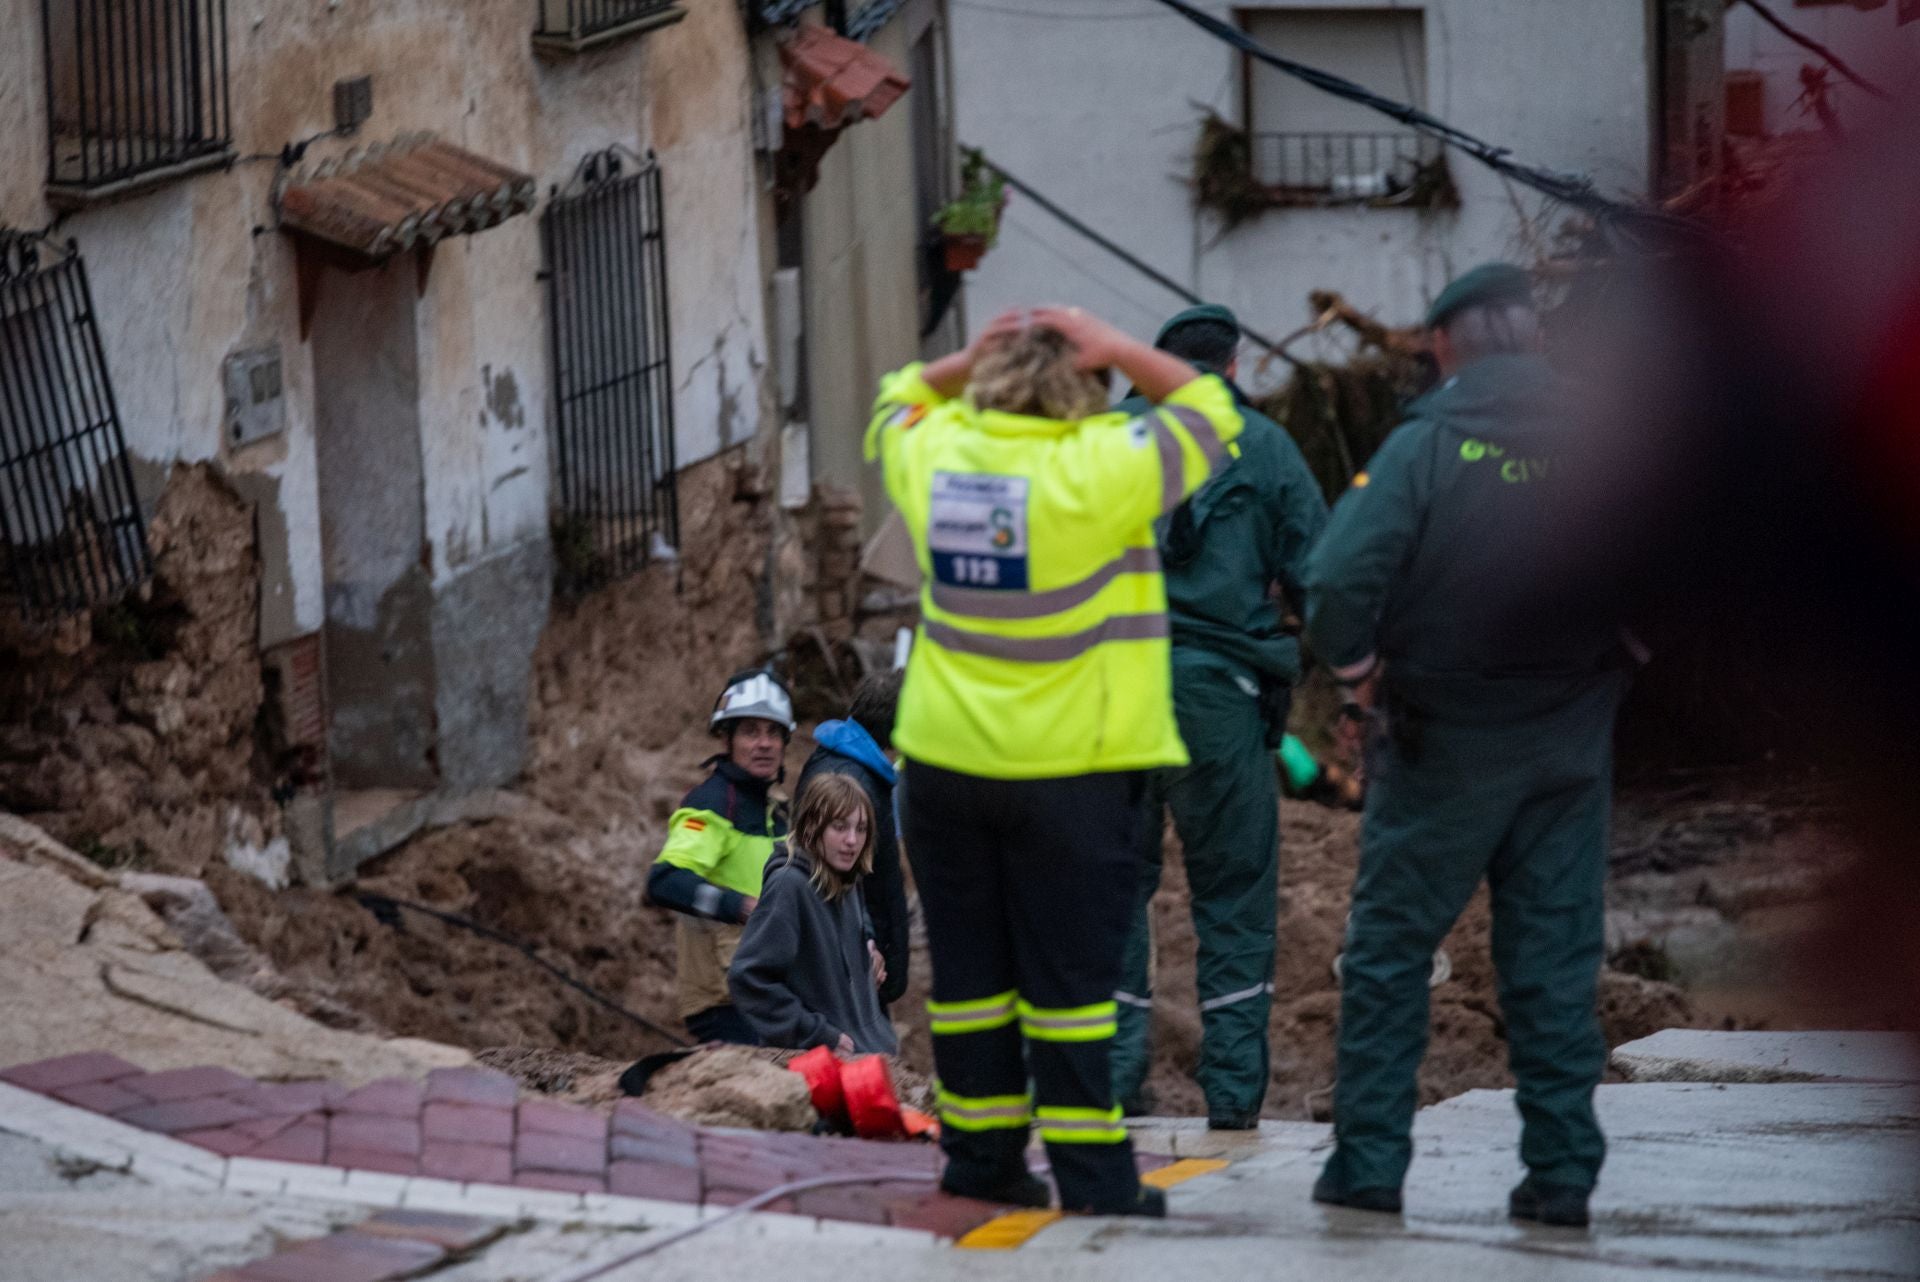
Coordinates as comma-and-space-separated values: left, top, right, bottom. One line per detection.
902, 760, 1147, 1214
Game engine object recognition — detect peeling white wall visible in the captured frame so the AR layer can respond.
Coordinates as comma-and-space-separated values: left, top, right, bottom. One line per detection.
2, 0, 769, 630
951, 0, 1654, 390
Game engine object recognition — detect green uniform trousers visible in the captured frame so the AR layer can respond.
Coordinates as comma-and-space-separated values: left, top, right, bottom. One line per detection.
1113, 650, 1281, 1119
1320, 677, 1622, 1195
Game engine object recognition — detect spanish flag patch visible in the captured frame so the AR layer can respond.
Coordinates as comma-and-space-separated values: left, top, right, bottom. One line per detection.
682, 818, 707, 832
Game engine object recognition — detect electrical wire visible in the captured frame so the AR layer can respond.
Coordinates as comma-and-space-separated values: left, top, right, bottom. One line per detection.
1144, 0, 1707, 244
550, 1169, 944, 1280
953, 0, 1172, 20
354, 892, 694, 1049
1735, 0, 1891, 101
979, 155, 1304, 364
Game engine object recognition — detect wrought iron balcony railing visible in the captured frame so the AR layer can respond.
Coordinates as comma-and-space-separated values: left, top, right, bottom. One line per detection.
41, 0, 232, 202
533, 0, 686, 54
1251, 131, 1453, 207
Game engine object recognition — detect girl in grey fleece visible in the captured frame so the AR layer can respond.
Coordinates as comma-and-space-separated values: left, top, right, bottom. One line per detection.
728, 774, 899, 1054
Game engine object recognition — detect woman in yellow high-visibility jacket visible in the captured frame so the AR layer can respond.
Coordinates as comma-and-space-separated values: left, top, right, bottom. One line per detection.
867, 307, 1244, 1217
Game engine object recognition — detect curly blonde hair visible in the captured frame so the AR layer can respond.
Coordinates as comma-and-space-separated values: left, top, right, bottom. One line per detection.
969, 325, 1110, 420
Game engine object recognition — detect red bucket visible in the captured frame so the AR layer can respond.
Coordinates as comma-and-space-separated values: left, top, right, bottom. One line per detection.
788, 1045, 846, 1121
840, 1055, 906, 1139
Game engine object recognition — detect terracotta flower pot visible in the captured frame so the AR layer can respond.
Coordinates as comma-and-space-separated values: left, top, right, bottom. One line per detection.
943, 233, 989, 272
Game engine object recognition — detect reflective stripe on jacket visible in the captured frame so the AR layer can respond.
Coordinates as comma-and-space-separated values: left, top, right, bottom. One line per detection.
867, 363, 1245, 778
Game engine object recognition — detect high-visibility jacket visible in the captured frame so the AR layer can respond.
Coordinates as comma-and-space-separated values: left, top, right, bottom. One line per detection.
866, 363, 1244, 779
645, 759, 787, 1018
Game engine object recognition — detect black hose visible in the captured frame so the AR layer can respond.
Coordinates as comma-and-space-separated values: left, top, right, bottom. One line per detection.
353, 892, 694, 1049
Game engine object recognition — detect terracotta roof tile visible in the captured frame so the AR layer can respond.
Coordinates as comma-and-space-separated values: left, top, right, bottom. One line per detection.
279, 134, 537, 260
781, 23, 909, 132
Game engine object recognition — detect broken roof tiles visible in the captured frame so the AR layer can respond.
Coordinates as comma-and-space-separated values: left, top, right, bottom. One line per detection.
781, 23, 910, 132
277, 134, 537, 261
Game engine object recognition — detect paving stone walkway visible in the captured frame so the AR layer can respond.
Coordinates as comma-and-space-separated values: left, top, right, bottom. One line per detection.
0, 1051, 1121, 1243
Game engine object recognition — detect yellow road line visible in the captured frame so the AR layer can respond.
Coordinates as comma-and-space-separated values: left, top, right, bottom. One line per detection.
1141, 1157, 1230, 1189
956, 1158, 1232, 1249
957, 1209, 1064, 1250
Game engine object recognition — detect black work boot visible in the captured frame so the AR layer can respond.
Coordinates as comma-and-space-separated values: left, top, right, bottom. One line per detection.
940, 1163, 1052, 1209
1068, 1183, 1166, 1218
1312, 1169, 1403, 1214
1207, 1111, 1260, 1131
1509, 1177, 1591, 1228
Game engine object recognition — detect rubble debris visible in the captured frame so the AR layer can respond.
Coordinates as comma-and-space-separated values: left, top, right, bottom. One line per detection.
639, 1045, 818, 1131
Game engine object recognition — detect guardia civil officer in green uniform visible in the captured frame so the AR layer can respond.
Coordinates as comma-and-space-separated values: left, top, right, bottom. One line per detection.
869, 306, 1244, 1218
1108, 305, 1328, 1128
1305, 265, 1629, 1227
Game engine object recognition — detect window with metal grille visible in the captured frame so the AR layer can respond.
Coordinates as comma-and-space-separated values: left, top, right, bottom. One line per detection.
541, 148, 678, 594
533, 0, 685, 53
0, 232, 153, 618
41, 0, 233, 199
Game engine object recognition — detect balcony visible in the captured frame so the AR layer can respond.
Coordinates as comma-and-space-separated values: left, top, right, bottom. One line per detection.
41, 0, 234, 208
1250, 131, 1456, 209
532, 0, 687, 57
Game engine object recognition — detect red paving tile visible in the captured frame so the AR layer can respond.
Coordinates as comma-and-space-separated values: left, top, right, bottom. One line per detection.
419, 1140, 514, 1184
233, 1114, 305, 1143
0, 1052, 142, 1093
424, 1066, 517, 1108
884, 1190, 1010, 1238
177, 1124, 269, 1157
119, 1066, 255, 1103
793, 1184, 905, 1225
328, 1147, 419, 1176
356, 1209, 505, 1252
704, 1187, 796, 1214
338, 1078, 424, 1118
328, 1113, 422, 1158
610, 1099, 695, 1142
517, 1098, 607, 1141
701, 1153, 794, 1196
230, 1082, 334, 1118
50, 1080, 147, 1114
227, 1230, 444, 1282
247, 1121, 328, 1163
514, 1130, 605, 1176
607, 1158, 703, 1203
516, 1169, 607, 1195
609, 1133, 701, 1168
116, 1095, 262, 1135
422, 1102, 513, 1146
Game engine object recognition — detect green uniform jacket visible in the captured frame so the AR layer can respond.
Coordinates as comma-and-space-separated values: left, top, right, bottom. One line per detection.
1303, 353, 1620, 723
1116, 388, 1327, 683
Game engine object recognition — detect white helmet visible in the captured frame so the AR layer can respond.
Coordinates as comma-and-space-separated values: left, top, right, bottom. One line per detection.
710, 668, 796, 734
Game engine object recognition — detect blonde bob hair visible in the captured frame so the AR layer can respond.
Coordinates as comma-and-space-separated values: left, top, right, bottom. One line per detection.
969, 324, 1111, 421
790, 773, 875, 902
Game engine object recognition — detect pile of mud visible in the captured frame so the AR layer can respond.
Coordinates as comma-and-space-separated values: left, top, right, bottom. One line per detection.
0, 465, 283, 882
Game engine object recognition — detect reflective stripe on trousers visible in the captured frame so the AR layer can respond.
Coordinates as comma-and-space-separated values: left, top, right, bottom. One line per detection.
927, 989, 1018, 1035
1019, 998, 1119, 1043
1036, 1104, 1127, 1145
1198, 981, 1275, 1014
936, 1084, 1033, 1132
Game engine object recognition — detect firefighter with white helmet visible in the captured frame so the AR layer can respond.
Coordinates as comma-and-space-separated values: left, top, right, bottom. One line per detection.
645, 668, 796, 1043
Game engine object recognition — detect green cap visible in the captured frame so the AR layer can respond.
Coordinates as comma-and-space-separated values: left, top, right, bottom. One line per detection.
1424, 262, 1534, 329
1154, 303, 1241, 349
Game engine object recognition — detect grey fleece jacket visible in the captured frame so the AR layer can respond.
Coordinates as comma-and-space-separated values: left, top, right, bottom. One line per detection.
726, 847, 899, 1054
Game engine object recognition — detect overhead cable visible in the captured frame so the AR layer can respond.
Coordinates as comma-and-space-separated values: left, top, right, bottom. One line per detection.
1144, 0, 1703, 241
980, 156, 1305, 363
355, 892, 694, 1049
1735, 0, 1891, 101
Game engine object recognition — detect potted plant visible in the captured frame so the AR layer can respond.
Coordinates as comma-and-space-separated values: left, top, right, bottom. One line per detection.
933, 149, 1007, 273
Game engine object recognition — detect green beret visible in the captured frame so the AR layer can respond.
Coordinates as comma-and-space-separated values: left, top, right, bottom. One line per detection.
1155, 303, 1241, 348
1425, 263, 1534, 329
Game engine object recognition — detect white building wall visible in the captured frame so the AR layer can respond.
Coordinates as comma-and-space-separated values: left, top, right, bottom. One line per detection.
951, 0, 1654, 389
1723, 1, 1920, 137
1, 0, 767, 631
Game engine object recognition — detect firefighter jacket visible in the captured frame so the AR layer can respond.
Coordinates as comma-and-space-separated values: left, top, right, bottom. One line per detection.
646, 759, 787, 1018
866, 363, 1245, 779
